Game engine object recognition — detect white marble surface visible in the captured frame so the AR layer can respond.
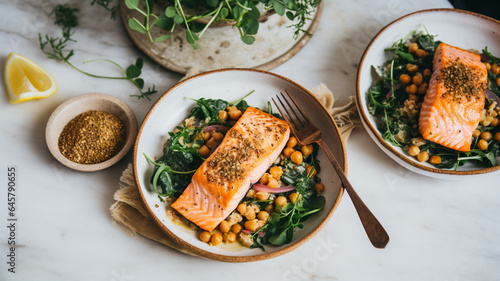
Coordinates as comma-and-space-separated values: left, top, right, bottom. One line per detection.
1, 0, 500, 280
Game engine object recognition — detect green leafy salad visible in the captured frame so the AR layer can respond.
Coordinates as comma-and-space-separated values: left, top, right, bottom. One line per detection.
368, 29, 500, 170
146, 93, 325, 249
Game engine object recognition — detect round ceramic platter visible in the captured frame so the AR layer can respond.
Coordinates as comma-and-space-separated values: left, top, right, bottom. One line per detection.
356, 9, 500, 179
134, 69, 345, 262
120, 1, 323, 74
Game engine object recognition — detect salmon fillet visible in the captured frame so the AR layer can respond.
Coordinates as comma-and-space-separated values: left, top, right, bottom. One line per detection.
171, 107, 290, 231
419, 43, 487, 152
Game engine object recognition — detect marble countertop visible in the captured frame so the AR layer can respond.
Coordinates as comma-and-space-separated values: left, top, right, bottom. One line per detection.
1, 0, 499, 280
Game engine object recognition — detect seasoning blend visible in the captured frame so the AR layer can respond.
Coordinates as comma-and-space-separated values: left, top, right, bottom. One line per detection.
58, 111, 126, 164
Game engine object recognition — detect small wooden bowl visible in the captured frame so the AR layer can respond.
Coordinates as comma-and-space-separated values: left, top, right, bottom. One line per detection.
45, 93, 137, 172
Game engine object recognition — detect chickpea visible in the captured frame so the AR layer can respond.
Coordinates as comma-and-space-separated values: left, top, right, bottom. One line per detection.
267, 177, 279, 188
481, 131, 493, 141
406, 84, 417, 95
497, 77, 500, 88
492, 63, 500, 75
246, 189, 256, 198
406, 63, 418, 72
206, 137, 217, 149
478, 139, 489, 151
315, 183, 325, 194
198, 145, 210, 157
265, 204, 274, 213
231, 223, 242, 234
301, 145, 314, 157
399, 74, 411, 84
430, 155, 442, 165
408, 43, 419, 53
417, 151, 429, 162
270, 166, 283, 179
199, 231, 211, 243
289, 193, 300, 204
412, 73, 423, 86
484, 62, 491, 71
202, 131, 211, 140
408, 94, 418, 101
245, 207, 256, 220
417, 83, 428, 94
257, 211, 269, 221
219, 220, 230, 233
275, 196, 287, 209
212, 131, 224, 141
290, 151, 303, 165
494, 132, 500, 142
260, 173, 270, 185
210, 233, 223, 246
408, 145, 420, 156
218, 110, 227, 122
287, 136, 298, 148
423, 68, 432, 77
491, 118, 500, 127
306, 165, 317, 177
255, 191, 270, 201
472, 129, 481, 138
415, 49, 427, 58
245, 219, 259, 232
228, 109, 242, 120
237, 203, 247, 214
283, 147, 295, 157
225, 233, 236, 243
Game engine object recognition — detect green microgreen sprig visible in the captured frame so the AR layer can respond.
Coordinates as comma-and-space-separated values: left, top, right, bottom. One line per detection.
125, 0, 321, 49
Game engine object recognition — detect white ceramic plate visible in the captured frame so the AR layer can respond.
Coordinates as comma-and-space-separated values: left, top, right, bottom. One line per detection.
133, 69, 346, 262
356, 9, 500, 179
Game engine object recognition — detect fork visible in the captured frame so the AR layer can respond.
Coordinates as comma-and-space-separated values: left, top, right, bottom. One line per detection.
273, 91, 390, 249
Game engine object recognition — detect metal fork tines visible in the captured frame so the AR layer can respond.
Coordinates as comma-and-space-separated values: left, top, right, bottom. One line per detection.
272, 91, 321, 145
272, 90, 390, 249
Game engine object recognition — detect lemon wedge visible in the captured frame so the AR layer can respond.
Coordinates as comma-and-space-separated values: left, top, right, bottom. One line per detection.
3, 52, 57, 104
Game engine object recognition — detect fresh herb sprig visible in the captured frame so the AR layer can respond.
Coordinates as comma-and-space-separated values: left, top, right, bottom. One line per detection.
91, 0, 119, 19
39, 4, 158, 100
125, 0, 321, 49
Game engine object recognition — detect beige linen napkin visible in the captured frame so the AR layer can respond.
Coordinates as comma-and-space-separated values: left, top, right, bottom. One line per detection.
109, 84, 360, 256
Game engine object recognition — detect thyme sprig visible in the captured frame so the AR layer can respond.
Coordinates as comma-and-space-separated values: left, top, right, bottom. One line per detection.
39, 4, 158, 100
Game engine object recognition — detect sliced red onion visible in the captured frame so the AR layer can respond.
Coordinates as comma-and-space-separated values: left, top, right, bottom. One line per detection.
202, 125, 229, 132
486, 90, 500, 105
480, 54, 491, 63
257, 231, 265, 238
385, 83, 401, 100
252, 183, 295, 193
241, 229, 252, 234
209, 141, 221, 155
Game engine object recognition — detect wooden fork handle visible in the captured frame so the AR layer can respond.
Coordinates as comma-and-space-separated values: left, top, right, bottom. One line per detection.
317, 139, 390, 249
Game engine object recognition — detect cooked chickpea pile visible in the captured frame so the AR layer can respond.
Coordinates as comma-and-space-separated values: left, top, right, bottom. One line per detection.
484, 62, 500, 88
196, 106, 243, 157
399, 43, 431, 101
198, 136, 324, 247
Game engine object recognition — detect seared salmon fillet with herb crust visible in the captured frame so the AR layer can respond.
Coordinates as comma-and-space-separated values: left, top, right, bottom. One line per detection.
419, 43, 488, 152
171, 107, 290, 231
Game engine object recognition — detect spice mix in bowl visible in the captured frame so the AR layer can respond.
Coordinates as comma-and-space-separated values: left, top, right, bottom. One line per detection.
46, 93, 137, 172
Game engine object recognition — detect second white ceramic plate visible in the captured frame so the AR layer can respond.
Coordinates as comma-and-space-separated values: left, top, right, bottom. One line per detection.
356, 9, 500, 179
